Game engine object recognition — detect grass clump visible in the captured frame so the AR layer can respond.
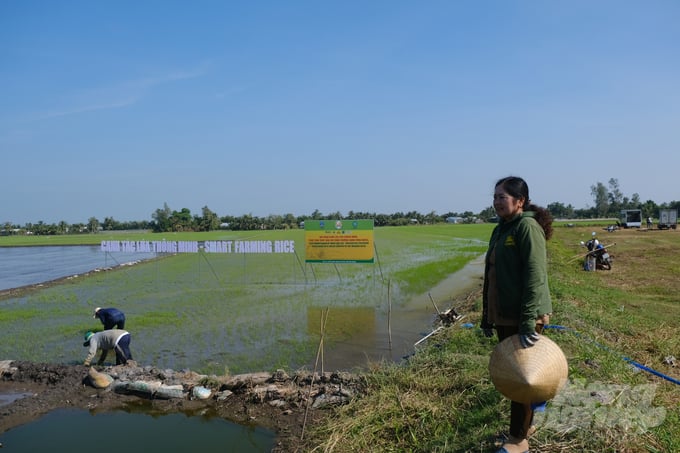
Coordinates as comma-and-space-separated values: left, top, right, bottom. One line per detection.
309, 327, 505, 452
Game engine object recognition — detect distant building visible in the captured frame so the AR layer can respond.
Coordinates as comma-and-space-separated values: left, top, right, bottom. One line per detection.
446, 216, 463, 224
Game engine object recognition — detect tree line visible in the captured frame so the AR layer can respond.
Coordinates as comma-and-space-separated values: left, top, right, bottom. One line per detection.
2, 179, 678, 235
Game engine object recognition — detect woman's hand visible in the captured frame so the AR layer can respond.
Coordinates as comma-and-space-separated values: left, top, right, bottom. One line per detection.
519, 332, 540, 348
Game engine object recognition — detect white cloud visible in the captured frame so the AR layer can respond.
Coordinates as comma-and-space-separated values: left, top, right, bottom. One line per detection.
41, 64, 208, 119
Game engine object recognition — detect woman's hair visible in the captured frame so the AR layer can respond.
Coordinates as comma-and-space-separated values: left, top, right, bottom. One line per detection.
495, 176, 553, 240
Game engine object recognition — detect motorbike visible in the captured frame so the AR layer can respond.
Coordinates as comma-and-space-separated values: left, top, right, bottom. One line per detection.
580, 232, 612, 271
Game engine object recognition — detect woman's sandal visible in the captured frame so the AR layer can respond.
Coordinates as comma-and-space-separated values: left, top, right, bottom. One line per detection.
494, 447, 528, 453
495, 435, 530, 453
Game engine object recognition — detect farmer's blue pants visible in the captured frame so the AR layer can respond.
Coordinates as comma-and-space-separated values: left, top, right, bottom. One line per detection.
114, 333, 132, 365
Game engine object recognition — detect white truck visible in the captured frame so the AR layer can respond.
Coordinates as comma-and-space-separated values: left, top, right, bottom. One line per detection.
658, 209, 678, 230
619, 209, 642, 228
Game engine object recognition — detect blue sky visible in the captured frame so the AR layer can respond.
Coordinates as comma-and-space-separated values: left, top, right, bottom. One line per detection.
2, 1, 679, 225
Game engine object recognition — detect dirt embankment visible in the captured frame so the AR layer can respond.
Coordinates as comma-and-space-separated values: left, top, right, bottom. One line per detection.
0, 360, 364, 452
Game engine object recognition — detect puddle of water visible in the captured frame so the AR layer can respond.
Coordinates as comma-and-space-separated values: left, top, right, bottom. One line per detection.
0, 408, 275, 453
0, 392, 31, 407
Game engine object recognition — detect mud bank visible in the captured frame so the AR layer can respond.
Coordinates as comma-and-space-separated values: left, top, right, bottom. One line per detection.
0, 360, 364, 452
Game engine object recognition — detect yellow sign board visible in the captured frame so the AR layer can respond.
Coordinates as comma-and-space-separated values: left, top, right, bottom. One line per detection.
304, 219, 374, 263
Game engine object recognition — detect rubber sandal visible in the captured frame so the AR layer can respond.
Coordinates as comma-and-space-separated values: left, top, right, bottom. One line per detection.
495, 448, 529, 453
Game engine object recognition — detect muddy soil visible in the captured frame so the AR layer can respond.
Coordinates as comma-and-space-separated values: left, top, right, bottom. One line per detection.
0, 360, 358, 452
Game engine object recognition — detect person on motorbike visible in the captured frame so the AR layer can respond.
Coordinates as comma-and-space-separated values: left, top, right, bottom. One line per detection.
583, 233, 611, 271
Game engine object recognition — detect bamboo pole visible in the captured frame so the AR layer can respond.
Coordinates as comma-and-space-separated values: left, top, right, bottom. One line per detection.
387, 279, 392, 349
428, 292, 441, 315
567, 242, 616, 262
301, 307, 330, 440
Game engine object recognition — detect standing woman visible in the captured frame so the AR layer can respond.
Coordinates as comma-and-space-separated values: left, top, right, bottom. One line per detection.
481, 176, 553, 453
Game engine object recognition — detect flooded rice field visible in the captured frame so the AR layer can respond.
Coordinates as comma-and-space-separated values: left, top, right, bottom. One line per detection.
0, 233, 487, 451
0, 242, 486, 374
0, 246, 157, 291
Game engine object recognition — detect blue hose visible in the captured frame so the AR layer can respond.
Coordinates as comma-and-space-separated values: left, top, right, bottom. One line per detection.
544, 324, 680, 386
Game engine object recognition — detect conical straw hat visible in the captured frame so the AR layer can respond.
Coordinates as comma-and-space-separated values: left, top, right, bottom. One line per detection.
489, 334, 568, 404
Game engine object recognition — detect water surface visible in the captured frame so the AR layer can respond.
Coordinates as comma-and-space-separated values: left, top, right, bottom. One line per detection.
0, 246, 157, 291
0, 408, 275, 452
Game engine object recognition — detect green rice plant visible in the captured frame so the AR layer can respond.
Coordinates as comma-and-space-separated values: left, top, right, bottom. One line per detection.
390, 253, 482, 295
0, 307, 42, 322
133, 311, 184, 328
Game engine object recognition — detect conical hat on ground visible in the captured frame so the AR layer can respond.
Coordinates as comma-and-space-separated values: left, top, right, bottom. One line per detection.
489, 334, 568, 404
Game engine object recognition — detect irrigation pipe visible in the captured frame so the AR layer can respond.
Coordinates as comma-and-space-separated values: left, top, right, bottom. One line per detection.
544, 325, 680, 386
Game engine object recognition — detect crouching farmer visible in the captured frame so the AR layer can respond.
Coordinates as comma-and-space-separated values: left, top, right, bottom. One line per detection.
83, 330, 133, 366
93, 307, 125, 330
